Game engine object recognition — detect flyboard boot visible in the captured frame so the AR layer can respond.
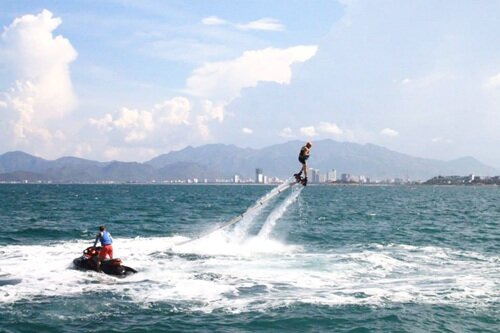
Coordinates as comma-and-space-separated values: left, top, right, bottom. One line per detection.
294, 173, 302, 183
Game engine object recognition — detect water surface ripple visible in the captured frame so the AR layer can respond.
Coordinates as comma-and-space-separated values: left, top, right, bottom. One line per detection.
0, 184, 498, 332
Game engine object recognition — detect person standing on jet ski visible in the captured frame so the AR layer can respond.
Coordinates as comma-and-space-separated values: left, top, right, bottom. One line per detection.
294, 141, 312, 185
93, 225, 113, 271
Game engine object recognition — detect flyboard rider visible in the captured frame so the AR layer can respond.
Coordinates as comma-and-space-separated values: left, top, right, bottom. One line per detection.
294, 141, 312, 186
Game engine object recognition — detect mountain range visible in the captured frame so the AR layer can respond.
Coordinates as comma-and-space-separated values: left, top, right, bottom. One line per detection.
0, 140, 497, 182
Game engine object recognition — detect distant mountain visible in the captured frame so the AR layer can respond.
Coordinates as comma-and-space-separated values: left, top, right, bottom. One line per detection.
0, 171, 48, 182
101, 162, 157, 182
157, 161, 221, 181
0, 151, 50, 173
0, 140, 497, 183
52, 156, 108, 169
0, 152, 107, 174
147, 144, 259, 178
446, 156, 490, 171
147, 140, 498, 181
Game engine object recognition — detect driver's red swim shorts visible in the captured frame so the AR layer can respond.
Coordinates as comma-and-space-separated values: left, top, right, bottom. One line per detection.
99, 244, 113, 259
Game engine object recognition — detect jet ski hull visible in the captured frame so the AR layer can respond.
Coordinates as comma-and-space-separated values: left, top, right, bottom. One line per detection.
73, 247, 137, 276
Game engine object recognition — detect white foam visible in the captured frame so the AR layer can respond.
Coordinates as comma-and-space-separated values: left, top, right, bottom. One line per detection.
258, 186, 302, 239
173, 229, 301, 257
173, 179, 297, 248
0, 238, 498, 313
231, 178, 297, 239
229, 194, 273, 242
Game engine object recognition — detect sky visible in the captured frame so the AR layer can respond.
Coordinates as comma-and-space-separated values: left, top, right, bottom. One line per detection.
1, 1, 500, 167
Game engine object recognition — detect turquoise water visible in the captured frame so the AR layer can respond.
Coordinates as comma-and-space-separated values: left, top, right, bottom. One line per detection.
0, 184, 498, 332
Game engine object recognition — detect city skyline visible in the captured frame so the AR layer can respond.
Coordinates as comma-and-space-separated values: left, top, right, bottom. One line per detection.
0, 138, 496, 184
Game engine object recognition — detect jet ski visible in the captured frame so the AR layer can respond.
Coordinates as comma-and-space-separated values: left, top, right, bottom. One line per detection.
73, 246, 137, 276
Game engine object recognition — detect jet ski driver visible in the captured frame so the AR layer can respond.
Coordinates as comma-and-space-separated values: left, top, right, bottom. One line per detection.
93, 225, 113, 271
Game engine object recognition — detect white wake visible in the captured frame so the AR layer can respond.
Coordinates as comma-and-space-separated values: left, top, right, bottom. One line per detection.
0, 239, 498, 313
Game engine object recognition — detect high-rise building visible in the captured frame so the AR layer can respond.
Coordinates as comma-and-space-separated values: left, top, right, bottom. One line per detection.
255, 168, 264, 183
309, 168, 320, 183
233, 174, 240, 183
341, 173, 351, 182
327, 169, 337, 182
319, 173, 327, 183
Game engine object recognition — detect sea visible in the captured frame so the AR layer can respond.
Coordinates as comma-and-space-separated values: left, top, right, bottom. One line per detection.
0, 183, 498, 332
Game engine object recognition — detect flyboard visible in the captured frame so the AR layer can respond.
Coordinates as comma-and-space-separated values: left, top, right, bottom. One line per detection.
169, 176, 304, 249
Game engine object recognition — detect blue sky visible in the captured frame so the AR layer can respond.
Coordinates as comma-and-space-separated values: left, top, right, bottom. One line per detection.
1, 1, 500, 168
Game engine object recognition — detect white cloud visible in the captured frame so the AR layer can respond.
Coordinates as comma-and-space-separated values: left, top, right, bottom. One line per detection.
88, 96, 225, 158
236, 18, 285, 32
300, 126, 318, 137
432, 137, 453, 144
186, 45, 318, 102
195, 115, 211, 140
89, 96, 192, 144
193, 100, 225, 140
318, 121, 343, 135
279, 127, 293, 138
154, 97, 191, 125
91, 107, 153, 143
202, 16, 284, 32
486, 73, 500, 89
89, 113, 113, 131
0, 9, 77, 156
381, 128, 399, 137
202, 16, 227, 26
398, 72, 454, 89
202, 100, 224, 122
242, 127, 253, 134
74, 143, 92, 157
